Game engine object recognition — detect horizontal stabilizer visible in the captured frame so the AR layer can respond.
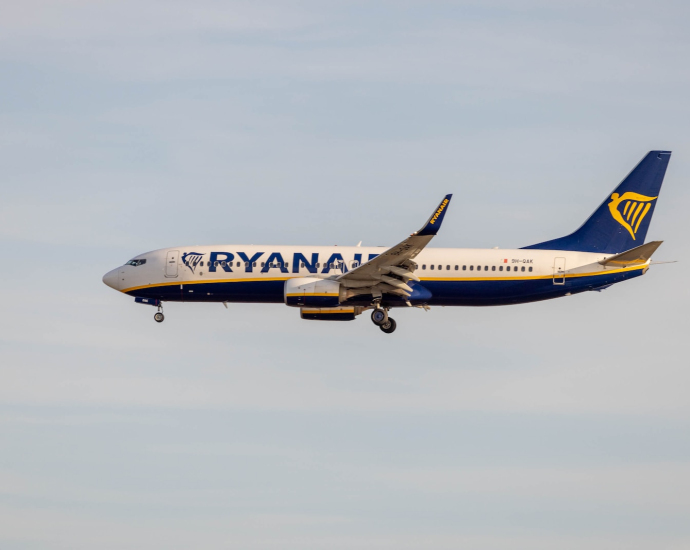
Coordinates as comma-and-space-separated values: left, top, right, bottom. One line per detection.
599, 240, 663, 267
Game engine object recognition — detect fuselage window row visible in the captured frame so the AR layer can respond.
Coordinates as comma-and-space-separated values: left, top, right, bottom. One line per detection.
420, 264, 533, 273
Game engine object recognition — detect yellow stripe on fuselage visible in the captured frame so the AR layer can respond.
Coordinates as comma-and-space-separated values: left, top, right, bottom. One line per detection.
122, 276, 291, 294
121, 265, 646, 294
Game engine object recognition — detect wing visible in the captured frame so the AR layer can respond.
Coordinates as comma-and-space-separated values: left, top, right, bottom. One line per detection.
337, 194, 452, 301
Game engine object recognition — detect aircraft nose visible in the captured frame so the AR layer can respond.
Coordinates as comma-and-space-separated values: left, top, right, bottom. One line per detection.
102, 268, 120, 290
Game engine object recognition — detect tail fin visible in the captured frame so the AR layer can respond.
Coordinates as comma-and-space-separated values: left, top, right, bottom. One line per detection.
523, 151, 671, 254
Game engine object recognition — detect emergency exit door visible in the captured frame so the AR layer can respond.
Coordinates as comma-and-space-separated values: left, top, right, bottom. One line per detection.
553, 257, 566, 285
165, 250, 179, 278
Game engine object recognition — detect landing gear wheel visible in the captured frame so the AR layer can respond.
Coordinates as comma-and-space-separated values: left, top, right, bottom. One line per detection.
380, 318, 397, 334
154, 312, 165, 323
371, 309, 388, 326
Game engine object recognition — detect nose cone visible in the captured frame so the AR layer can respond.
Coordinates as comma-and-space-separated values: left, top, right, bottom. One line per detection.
102, 268, 120, 290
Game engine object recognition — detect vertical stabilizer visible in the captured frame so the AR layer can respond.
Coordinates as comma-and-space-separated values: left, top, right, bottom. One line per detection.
523, 151, 671, 254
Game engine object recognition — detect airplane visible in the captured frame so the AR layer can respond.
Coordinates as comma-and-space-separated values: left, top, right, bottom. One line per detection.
103, 151, 672, 334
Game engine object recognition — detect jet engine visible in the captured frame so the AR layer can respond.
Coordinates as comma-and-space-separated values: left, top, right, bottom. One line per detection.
284, 277, 347, 308
300, 306, 363, 321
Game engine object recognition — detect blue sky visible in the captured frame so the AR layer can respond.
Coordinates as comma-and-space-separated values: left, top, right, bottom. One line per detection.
1, 1, 690, 548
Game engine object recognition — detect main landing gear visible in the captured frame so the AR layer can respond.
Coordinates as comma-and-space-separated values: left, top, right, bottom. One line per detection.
371, 306, 396, 334
154, 304, 165, 323
380, 318, 397, 334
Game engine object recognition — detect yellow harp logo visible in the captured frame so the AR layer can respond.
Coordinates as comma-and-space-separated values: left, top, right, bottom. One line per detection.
607, 192, 657, 240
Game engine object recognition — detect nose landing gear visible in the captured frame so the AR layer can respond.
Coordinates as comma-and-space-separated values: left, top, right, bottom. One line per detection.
154, 304, 164, 323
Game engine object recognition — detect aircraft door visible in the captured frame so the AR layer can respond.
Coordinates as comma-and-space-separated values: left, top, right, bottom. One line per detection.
553, 257, 566, 285
165, 250, 179, 278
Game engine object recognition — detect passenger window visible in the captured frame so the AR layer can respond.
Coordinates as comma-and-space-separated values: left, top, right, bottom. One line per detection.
437, 265, 441, 270
430, 265, 435, 270
529, 266, 533, 272
220, 261, 226, 266
316, 263, 320, 268
499, 266, 503, 271
422, 265, 426, 270
261, 262, 265, 267
492, 266, 495, 271
301, 263, 305, 268
455, 265, 458, 270
200, 261, 204, 267
252, 262, 256, 267
484, 266, 488, 271
446, 265, 450, 270
470, 265, 474, 271
285, 262, 289, 268
514, 266, 518, 271
463, 266, 466, 271
245, 262, 249, 267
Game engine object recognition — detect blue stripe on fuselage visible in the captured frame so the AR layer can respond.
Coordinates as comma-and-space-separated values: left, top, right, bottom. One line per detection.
125, 268, 644, 307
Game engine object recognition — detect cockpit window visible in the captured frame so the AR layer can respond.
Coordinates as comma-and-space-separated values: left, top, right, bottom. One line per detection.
125, 259, 147, 267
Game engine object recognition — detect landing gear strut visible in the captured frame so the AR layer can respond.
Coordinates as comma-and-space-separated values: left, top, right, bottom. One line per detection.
154, 304, 164, 323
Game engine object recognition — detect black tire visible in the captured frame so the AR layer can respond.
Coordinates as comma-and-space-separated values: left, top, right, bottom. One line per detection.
154, 312, 165, 323
371, 309, 387, 326
380, 318, 396, 334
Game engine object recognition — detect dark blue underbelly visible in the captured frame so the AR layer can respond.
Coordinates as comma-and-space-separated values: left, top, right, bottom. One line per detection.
126, 269, 643, 307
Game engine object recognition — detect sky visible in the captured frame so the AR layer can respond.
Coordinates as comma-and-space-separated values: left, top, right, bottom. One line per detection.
1, 1, 690, 548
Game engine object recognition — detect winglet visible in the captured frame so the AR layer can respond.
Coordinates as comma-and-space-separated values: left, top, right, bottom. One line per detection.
415, 194, 453, 236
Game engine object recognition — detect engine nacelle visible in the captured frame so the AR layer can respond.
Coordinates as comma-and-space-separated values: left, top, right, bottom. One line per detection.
134, 297, 161, 307
301, 307, 360, 321
285, 277, 345, 307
